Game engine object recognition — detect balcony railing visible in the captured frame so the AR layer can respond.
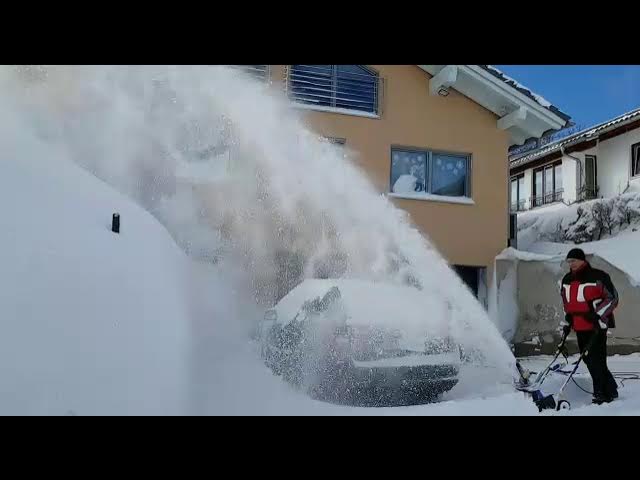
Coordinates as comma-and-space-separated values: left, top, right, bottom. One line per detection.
531, 189, 564, 208
576, 185, 599, 202
226, 65, 270, 82
510, 199, 526, 213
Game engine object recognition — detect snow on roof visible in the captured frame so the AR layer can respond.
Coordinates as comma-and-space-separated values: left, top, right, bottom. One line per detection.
496, 247, 562, 263
478, 66, 571, 124
510, 106, 640, 169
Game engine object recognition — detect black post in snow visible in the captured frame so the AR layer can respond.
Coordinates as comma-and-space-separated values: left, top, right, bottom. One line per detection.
112, 213, 120, 234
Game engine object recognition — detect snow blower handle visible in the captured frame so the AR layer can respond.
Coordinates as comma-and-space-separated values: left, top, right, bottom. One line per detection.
515, 328, 573, 391
556, 329, 570, 358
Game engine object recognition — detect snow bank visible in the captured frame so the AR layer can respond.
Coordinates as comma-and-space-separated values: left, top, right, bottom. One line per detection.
517, 203, 581, 250
517, 194, 640, 249
517, 194, 640, 285
0, 139, 190, 415
496, 247, 561, 263
529, 231, 640, 287
494, 264, 519, 343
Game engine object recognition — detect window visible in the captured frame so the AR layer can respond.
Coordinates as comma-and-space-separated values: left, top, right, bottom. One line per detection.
577, 155, 599, 201
554, 163, 563, 192
432, 153, 470, 197
390, 147, 471, 198
532, 161, 563, 207
326, 137, 346, 145
633, 143, 640, 178
510, 174, 525, 212
289, 65, 380, 115
228, 65, 270, 81
534, 169, 543, 207
544, 166, 553, 197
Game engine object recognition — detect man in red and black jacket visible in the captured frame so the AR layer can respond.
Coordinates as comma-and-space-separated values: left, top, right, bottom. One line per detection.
559, 248, 619, 404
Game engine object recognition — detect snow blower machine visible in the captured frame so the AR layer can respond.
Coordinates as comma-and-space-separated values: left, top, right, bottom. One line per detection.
514, 330, 601, 412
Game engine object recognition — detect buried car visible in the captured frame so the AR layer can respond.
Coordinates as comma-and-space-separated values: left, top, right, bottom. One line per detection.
258, 279, 462, 407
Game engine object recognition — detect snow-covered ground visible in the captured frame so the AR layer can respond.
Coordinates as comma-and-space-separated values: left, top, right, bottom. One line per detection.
196, 338, 640, 415
516, 354, 640, 416
0, 140, 191, 415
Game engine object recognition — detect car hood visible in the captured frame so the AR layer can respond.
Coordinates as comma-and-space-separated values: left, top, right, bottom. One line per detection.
272, 278, 455, 350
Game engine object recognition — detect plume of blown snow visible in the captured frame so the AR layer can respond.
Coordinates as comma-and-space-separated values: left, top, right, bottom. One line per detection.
0, 65, 517, 395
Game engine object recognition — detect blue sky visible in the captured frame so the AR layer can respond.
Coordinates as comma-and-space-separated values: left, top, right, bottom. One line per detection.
494, 65, 640, 129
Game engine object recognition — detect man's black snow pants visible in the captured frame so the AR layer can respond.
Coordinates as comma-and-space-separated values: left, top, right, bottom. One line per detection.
576, 330, 618, 399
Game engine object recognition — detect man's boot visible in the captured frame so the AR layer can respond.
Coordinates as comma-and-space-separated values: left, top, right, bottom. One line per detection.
592, 392, 614, 405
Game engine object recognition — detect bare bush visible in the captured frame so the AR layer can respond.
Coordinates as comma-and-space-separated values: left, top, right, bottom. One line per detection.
592, 200, 615, 240
542, 220, 566, 243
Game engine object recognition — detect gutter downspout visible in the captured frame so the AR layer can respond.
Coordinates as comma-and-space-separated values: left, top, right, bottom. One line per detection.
561, 145, 585, 205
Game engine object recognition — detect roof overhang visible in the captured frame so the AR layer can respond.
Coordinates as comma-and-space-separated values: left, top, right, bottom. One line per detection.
418, 65, 570, 147
510, 107, 640, 170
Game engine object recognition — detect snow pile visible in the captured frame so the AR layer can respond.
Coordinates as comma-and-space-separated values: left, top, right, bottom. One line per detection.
494, 264, 519, 343
273, 279, 453, 339
516, 193, 640, 286
0, 133, 190, 415
529, 231, 640, 287
517, 193, 640, 250
497, 247, 562, 263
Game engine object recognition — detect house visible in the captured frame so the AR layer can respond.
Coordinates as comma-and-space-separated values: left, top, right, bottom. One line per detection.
226, 65, 570, 300
510, 107, 640, 213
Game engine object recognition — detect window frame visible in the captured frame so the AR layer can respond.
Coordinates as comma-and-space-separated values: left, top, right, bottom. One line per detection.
288, 65, 381, 118
632, 142, 640, 179
227, 65, 270, 82
325, 137, 346, 145
531, 160, 563, 208
510, 174, 526, 212
389, 145, 473, 202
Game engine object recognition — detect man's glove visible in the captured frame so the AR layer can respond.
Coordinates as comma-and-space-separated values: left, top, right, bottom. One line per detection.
561, 314, 573, 337
585, 311, 599, 323
586, 311, 608, 330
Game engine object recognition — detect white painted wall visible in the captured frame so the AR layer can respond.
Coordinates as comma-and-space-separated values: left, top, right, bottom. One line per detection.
597, 128, 640, 198
561, 156, 578, 204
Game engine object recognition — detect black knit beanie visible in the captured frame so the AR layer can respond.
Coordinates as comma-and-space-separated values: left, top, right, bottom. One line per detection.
566, 248, 586, 261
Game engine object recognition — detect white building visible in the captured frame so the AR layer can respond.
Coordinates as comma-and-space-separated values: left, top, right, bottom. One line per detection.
510, 107, 640, 212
